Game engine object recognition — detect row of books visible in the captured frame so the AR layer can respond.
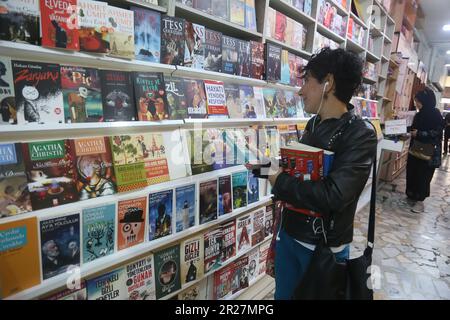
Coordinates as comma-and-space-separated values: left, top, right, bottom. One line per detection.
314, 32, 340, 51
0, 57, 306, 125
356, 83, 378, 100
351, 97, 378, 118
0, 201, 273, 299
317, 0, 347, 38
280, 0, 313, 16
265, 7, 308, 52
347, 16, 366, 47
176, 0, 257, 31
363, 61, 379, 81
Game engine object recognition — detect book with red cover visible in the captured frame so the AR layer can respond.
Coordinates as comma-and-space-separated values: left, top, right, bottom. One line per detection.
250, 41, 265, 80
274, 11, 287, 43
40, 0, 79, 51
204, 80, 228, 118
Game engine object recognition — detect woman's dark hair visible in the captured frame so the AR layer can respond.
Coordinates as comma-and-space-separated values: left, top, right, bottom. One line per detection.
415, 87, 436, 109
302, 47, 363, 103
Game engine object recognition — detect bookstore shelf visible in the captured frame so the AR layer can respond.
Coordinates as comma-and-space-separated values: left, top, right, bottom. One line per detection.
369, 24, 383, 38
384, 35, 392, 44
316, 23, 346, 44
350, 12, 368, 29
366, 50, 381, 63
346, 38, 366, 54
381, 55, 389, 62
123, 0, 168, 13
223, 272, 267, 301
353, 97, 379, 103
328, 0, 349, 17
162, 236, 272, 300
363, 76, 378, 84
268, 0, 316, 26
174, 3, 263, 41
378, 74, 386, 80
265, 37, 312, 59
6, 193, 273, 300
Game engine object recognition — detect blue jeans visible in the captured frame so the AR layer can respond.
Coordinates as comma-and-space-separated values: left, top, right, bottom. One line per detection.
274, 228, 350, 300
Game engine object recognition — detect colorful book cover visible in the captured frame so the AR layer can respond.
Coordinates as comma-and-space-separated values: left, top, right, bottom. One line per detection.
100, 70, 135, 122
258, 240, 270, 275
247, 171, 259, 205
204, 80, 228, 118
288, 53, 297, 86
61, 65, 102, 123
266, 43, 282, 82
82, 203, 115, 263
229, 0, 245, 26
213, 263, 233, 299
134, 72, 169, 121
178, 278, 208, 300
184, 22, 205, 69
247, 247, 259, 284
211, 0, 228, 20
204, 29, 222, 72
204, 227, 222, 273
0, 56, 16, 125
218, 175, 232, 216
245, 0, 257, 31
148, 189, 173, 241
199, 179, 218, 225
184, 79, 207, 118
296, 56, 304, 87
110, 135, 147, 192
165, 76, 188, 120
12, 60, 64, 125
131, 6, 161, 63
181, 235, 204, 285
117, 197, 147, 251
281, 50, 290, 85
71, 137, 116, 200
231, 255, 249, 293
106, 6, 134, 59
0, 143, 32, 219
175, 184, 196, 232
220, 219, 236, 262
250, 41, 265, 80
232, 171, 248, 210
224, 84, 241, 119
194, 0, 212, 14
264, 204, 274, 237
0, 0, 40, 45
154, 244, 181, 299
236, 213, 252, 255
125, 254, 156, 300
161, 15, 185, 66
40, 0, 79, 51
237, 40, 251, 78
44, 281, 87, 300
222, 35, 238, 75
40, 212, 80, 280
77, 0, 109, 53
87, 267, 127, 300
0, 217, 40, 298
251, 208, 265, 246
274, 11, 287, 43
23, 140, 78, 210
303, 0, 312, 16
283, 90, 296, 118
263, 88, 278, 118
239, 85, 257, 119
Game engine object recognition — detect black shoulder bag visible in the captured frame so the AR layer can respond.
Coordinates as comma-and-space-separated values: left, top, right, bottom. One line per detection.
292, 121, 377, 300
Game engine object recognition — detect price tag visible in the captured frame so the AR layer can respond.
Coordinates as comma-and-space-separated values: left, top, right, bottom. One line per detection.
384, 119, 407, 135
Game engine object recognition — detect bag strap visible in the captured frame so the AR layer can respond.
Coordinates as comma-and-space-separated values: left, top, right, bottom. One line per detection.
366, 150, 376, 256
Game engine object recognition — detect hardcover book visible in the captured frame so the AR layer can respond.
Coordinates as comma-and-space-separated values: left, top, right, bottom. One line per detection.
131, 6, 161, 63
180, 235, 204, 285
106, 6, 135, 59
222, 35, 239, 75
204, 29, 222, 72
61, 65, 103, 123
125, 254, 156, 300
265, 43, 282, 82
134, 72, 170, 121
40, 0, 79, 51
237, 40, 251, 78
154, 244, 181, 299
204, 80, 228, 118
175, 184, 196, 232
0, 56, 16, 125
199, 179, 218, 225
100, 70, 136, 122
165, 76, 188, 120
220, 219, 236, 262
0, 0, 40, 45
13, 60, 64, 125
148, 189, 173, 241
161, 16, 185, 66
218, 175, 232, 216
204, 227, 222, 273
250, 41, 265, 80
117, 196, 147, 251
77, 0, 109, 53
184, 79, 207, 118
40, 212, 81, 280
232, 171, 248, 210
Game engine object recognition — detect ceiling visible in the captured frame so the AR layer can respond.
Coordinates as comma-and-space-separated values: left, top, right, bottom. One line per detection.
420, 0, 450, 57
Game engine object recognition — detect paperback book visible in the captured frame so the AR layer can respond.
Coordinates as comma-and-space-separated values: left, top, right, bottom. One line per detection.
222, 36, 239, 75
148, 189, 173, 241
250, 41, 265, 80
251, 208, 265, 246
0, 0, 40, 45
232, 171, 248, 210
131, 6, 161, 63
165, 76, 188, 119
204, 29, 222, 72
184, 22, 205, 69
236, 213, 252, 255
204, 80, 228, 118
204, 227, 222, 273
218, 175, 232, 216
199, 179, 218, 225
175, 184, 196, 232
220, 219, 236, 262
180, 235, 204, 285
134, 72, 170, 121
161, 16, 185, 66
125, 254, 156, 300
184, 79, 207, 118
237, 40, 251, 78
87, 267, 127, 300
106, 6, 135, 59
154, 244, 181, 299
77, 0, 109, 53
266, 43, 282, 82
0, 56, 16, 125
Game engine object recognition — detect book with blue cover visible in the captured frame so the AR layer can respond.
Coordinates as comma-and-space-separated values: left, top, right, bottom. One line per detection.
247, 171, 259, 205
87, 267, 127, 300
131, 6, 161, 63
232, 171, 247, 210
148, 189, 173, 241
175, 184, 196, 232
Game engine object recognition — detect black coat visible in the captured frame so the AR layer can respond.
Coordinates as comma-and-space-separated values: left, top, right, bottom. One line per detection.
272, 111, 377, 247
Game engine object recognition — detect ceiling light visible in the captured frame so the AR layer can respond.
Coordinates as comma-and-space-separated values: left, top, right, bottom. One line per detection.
447, 50, 450, 55
444, 24, 450, 31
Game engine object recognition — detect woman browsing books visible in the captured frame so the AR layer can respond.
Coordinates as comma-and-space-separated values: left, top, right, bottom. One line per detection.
246, 48, 377, 300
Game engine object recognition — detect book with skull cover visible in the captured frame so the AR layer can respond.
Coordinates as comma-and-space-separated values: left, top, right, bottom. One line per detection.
117, 196, 147, 251
133, 72, 169, 121
71, 137, 116, 201
110, 134, 147, 193
164, 76, 188, 120
161, 15, 185, 66
100, 70, 136, 122
40, 0, 79, 51
23, 139, 79, 210
77, 0, 109, 54
180, 235, 204, 285
148, 189, 173, 242
124, 253, 156, 300
39, 212, 81, 280
82, 203, 115, 263
218, 175, 232, 216
106, 6, 134, 59
220, 219, 236, 262
222, 35, 239, 75
131, 6, 161, 63
184, 22, 205, 69
12, 60, 64, 125
61, 65, 103, 123
250, 41, 265, 80
199, 179, 218, 225
87, 266, 127, 300
203, 29, 222, 72
204, 226, 222, 273
175, 184, 196, 233
154, 244, 181, 299
0, 56, 16, 125
232, 171, 247, 210
0, 0, 40, 46
0, 143, 32, 219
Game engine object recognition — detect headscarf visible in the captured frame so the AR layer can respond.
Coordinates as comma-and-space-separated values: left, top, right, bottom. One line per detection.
412, 88, 444, 132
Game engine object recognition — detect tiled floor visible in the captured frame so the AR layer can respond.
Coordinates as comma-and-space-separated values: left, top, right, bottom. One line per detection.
261, 155, 450, 300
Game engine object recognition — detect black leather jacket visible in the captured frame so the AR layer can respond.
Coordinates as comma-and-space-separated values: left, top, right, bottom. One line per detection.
272, 110, 377, 247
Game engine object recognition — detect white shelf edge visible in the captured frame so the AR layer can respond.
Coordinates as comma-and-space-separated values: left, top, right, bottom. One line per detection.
362, 76, 378, 84
328, 0, 350, 17
268, 0, 316, 25
6, 195, 273, 300
350, 12, 368, 29
265, 37, 312, 59
273, 117, 310, 122
352, 97, 379, 103
346, 38, 366, 53
316, 23, 346, 44
366, 51, 381, 62
125, 0, 168, 13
